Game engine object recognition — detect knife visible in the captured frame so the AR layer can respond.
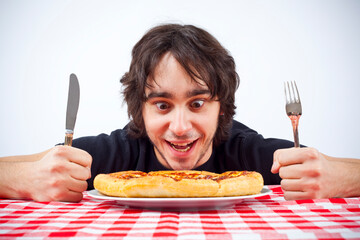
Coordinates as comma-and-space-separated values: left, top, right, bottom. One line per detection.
64, 73, 80, 146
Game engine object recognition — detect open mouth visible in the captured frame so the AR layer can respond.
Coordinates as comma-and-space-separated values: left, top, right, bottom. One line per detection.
167, 140, 197, 152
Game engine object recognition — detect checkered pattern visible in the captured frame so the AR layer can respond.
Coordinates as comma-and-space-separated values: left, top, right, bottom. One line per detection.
1, 186, 359, 239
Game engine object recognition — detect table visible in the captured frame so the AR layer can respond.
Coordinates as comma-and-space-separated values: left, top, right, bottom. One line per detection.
1, 186, 359, 239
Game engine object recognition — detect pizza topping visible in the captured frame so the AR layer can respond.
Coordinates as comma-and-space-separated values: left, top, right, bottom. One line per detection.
149, 170, 214, 181
110, 171, 147, 180
213, 171, 248, 182
109, 170, 249, 182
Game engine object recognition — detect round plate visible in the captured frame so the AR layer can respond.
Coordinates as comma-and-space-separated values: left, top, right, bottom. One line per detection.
88, 186, 271, 210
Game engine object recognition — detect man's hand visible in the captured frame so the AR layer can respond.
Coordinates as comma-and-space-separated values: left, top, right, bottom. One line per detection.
271, 147, 346, 200
0, 145, 92, 202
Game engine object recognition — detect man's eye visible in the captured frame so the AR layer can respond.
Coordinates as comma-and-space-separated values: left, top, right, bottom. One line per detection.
155, 102, 170, 110
190, 100, 204, 109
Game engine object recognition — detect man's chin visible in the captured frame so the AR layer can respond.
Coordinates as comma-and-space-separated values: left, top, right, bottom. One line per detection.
170, 166, 193, 171
154, 144, 201, 170
166, 158, 197, 171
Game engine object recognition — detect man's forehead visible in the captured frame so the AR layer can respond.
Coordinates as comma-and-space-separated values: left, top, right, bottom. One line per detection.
145, 52, 211, 99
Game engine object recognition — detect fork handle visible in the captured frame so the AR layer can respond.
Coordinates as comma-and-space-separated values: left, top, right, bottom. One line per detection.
293, 126, 300, 148
289, 115, 300, 148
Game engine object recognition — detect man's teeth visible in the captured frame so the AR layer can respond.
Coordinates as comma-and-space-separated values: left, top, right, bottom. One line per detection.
173, 142, 189, 146
170, 141, 194, 152
171, 145, 190, 152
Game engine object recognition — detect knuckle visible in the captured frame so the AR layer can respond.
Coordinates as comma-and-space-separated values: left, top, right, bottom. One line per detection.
305, 179, 320, 191
303, 192, 314, 200
33, 195, 51, 202
304, 162, 323, 178
41, 187, 66, 201
50, 190, 65, 201
283, 191, 292, 201
304, 166, 321, 177
280, 179, 288, 190
74, 180, 88, 192
278, 168, 285, 178
72, 193, 84, 202
88, 168, 92, 179
80, 181, 88, 192
273, 149, 280, 160
274, 149, 284, 164
48, 159, 66, 173
300, 178, 320, 199
51, 145, 69, 158
85, 154, 93, 167
48, 177, 61, 188
304, 147, 320, 161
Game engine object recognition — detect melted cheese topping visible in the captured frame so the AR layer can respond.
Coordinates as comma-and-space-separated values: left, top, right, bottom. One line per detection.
110, 171, 147, 179
148, 171, 214, 181
109, 170, 249, 182
212, 171, 248, 182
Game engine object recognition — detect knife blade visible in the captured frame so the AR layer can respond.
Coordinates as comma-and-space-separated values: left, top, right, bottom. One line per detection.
64, 73, 80, 146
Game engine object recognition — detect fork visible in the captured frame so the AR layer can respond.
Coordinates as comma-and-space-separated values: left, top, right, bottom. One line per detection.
284, 81, 302, 148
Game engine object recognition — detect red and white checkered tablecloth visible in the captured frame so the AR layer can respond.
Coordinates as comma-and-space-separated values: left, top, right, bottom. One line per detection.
1, 186, 359, 240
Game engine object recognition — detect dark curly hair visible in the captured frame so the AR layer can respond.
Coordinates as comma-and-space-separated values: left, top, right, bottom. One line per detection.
120, 24, 240, 145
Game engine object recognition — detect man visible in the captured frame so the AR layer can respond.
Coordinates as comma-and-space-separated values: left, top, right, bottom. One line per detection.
1, 24, 359, 202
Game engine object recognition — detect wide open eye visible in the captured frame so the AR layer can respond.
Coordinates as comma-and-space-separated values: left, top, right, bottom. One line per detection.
190, 100, 204, 109
155, 102, 170, 111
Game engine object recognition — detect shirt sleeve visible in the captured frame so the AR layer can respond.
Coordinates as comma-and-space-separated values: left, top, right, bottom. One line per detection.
229, 120, 297, 185
242, 134, 295, 184
72, 128, 139, 189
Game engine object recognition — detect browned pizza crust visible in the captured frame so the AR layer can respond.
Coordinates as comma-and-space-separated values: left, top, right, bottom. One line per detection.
214, 171, 264, 197
93, 170, 264, 198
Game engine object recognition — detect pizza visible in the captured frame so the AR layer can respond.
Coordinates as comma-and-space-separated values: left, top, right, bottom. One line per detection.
93, 170, 264, 198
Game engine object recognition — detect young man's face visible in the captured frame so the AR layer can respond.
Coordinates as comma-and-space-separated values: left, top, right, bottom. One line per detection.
142, 52, 221, 170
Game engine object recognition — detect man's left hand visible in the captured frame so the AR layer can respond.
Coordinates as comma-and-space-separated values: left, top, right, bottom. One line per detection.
271, 147, 339, 200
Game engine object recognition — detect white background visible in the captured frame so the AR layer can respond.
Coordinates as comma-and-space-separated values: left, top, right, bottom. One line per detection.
0, 0, 359, 158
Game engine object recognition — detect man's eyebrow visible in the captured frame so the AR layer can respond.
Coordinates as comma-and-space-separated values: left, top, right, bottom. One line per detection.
186, 89, 211, 98
145, 89, 211, 100
146, 91, 173, 100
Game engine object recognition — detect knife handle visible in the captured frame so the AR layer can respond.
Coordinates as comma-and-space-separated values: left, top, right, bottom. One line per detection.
64, 130, 74, 146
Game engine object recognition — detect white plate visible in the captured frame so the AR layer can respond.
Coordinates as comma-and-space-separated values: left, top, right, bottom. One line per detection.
88, 186, 271, 210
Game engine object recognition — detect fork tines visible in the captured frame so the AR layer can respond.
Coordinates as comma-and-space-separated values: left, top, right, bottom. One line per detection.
284, 81, 302, 117
284, 81, 302, 148
284, 81, 301, 104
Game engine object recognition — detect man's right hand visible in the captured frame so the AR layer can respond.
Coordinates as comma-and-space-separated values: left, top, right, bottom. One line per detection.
0, 145, 92, 202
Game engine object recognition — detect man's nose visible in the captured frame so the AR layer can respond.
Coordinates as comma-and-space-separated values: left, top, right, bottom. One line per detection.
168, 108, 192, 136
